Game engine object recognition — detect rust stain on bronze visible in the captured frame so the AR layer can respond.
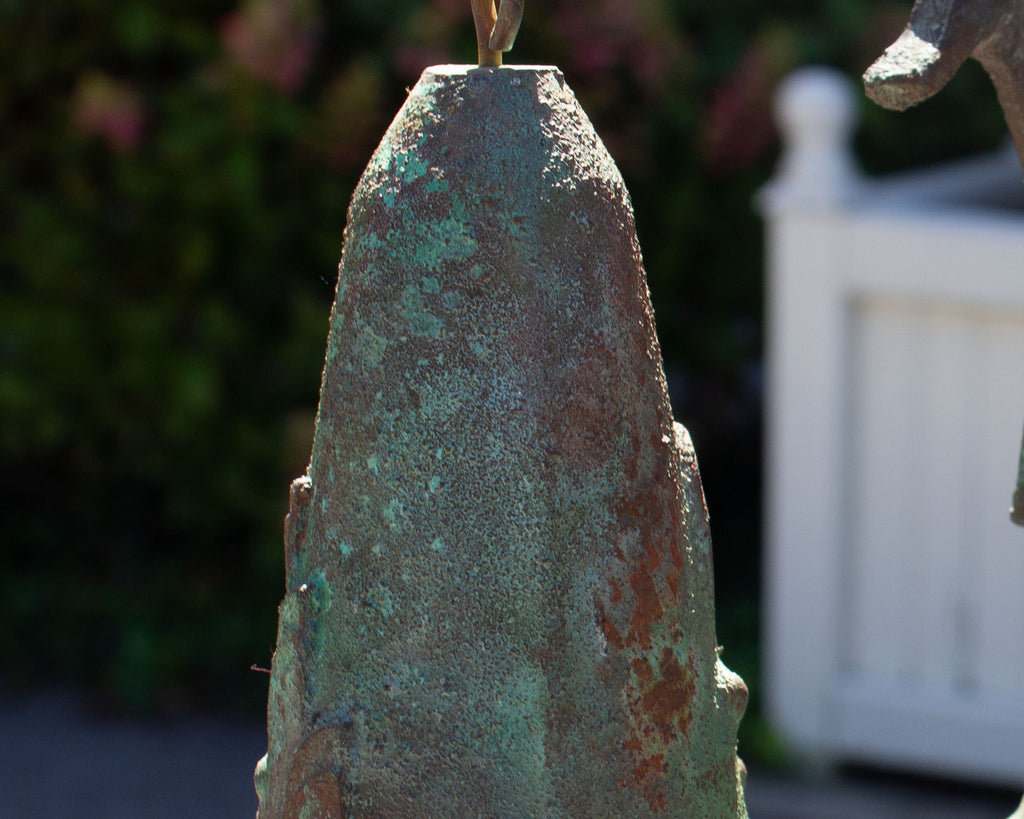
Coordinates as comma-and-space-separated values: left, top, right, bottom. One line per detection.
608, 578, 623, 605
641, 648, 697, 743
284, 772, 345, 819
258, 66, 748, 817
597, 602, 624, 650
285, 726, 349, 797
627, 563, 665, 649
619, 738, 669, 812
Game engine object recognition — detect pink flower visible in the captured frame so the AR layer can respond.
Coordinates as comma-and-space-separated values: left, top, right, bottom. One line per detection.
700, 31, 797, 174
221, 0, 322, 94
71, 73, 146, 152
552, 0, 681, 97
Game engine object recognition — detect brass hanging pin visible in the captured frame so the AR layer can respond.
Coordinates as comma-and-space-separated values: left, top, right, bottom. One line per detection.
471, 0, 524, 67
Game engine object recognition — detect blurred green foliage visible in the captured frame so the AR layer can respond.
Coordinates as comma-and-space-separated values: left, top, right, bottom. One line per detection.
0, 0, 1008, 735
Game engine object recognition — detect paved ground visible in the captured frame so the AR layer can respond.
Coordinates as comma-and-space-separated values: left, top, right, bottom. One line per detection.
2, 688, 1021, 818
0, 690, 265, 818
745, 768, 1020, 819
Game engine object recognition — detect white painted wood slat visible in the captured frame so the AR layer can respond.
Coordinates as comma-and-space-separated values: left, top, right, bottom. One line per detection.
762, 66, 1024, 784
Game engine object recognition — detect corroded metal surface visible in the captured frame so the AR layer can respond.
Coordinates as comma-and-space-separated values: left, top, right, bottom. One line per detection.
256, 65, 747, 817
864, 0, 1024, 164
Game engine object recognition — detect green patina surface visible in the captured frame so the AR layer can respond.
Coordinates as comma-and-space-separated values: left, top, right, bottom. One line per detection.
258, 65, 747, 818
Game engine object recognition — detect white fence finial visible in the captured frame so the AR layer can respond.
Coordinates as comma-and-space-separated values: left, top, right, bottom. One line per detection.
762, 66, 861, 210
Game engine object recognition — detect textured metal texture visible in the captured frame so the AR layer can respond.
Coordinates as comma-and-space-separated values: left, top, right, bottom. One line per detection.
864, 0, 1024, 164
256, 65, 747, 817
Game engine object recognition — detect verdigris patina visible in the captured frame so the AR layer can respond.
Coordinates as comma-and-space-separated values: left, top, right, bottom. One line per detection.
255, 62, 748, 819
254, 5, 748, 816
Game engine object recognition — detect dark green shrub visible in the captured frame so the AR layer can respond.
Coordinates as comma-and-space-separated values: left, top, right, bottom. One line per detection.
0, 0, 1007, 725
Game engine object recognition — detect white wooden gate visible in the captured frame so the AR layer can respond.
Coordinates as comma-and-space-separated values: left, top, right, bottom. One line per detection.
761, 67, 1024, 783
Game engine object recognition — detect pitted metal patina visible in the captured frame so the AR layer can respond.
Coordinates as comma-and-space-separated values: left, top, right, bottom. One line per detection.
255, 59, 748, 819
253, 1, 750, 810
864, 0, 1024, 164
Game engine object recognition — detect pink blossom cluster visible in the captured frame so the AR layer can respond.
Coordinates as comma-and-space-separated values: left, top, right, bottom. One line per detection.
71, 72, 146, 152
221, 0, 322, 94
553, 0, 680, 96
